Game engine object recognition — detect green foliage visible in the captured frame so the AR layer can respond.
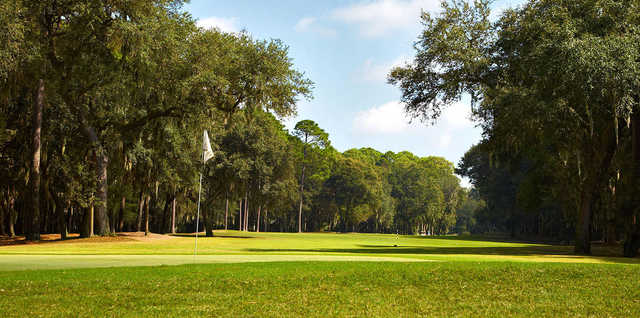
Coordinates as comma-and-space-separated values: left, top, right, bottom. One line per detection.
391, 0, 640, 252
1, 0, 466, 238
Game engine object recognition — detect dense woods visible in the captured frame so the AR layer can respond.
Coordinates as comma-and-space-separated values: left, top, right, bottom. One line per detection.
0, 0, 465, 240
390, 0, 640, 256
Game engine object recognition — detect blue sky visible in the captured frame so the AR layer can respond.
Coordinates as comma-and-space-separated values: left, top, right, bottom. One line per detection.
184, 0, 523, 184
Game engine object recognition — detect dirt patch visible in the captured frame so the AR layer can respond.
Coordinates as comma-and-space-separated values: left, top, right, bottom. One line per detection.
0, 232, 174, 246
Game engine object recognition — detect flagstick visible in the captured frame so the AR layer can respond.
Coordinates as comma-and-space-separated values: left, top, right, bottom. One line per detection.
194, 171, 202, 262
195, 130, 213, 263
194, 150, 204, 262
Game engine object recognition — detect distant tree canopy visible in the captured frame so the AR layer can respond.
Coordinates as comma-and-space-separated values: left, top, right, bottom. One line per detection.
390, 0, 640, 256
0, 0, 466, 240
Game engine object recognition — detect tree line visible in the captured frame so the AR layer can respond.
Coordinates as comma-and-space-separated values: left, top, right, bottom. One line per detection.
0, 0, 466, 240
390, 0, 640, 256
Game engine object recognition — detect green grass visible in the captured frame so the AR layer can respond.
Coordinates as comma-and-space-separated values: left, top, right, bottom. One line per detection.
1, 231, 638, 317
1, 261, 638, 317
1, 231, 636, 268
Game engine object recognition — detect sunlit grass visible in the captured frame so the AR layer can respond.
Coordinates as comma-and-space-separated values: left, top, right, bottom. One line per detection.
1, 232, 637, 317
1, 261, 638, 317
0, 231, 636, 270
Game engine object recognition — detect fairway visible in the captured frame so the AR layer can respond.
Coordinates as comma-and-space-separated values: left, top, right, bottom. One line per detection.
1, 231, 637, 270
1, 232, 639, 317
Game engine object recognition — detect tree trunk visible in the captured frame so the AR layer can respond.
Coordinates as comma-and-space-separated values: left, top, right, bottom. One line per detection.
144, 195, 150, 236
171, 197, 176, 234
0, 191, 6, 236
298, 169, 305, 233
80, 205, 93, 238
264, 208, 268, 232
575, 183, 595, 254
624, 112, 640, 257
95, 151, 109, 235
224, 195, 229, 231
575, 129, 617, 255
256, 205, 261, 232
162, 194, 170, 233
27, 79, 44, 241
81, 122, 110, 235
90, 203, 95, 236
8, 207, 15, 238
244, 192, 249, 232
0, 201, 5, 237
136, 190, 144, 232
298, 138, 307, 234
204, 203, 214, 237
605, 220, 617, 245
238, 199, 243, 231
118, 196, 126, 232
67, 206, 73, 235
54, 194, 67, 240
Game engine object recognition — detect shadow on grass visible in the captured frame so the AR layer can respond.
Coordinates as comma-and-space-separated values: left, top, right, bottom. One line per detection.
412, 234, 569, 245
245, 244, 639, 264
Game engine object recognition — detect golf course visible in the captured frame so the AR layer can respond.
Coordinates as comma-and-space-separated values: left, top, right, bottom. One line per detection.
1, 232, 638, 317
4, 0, 640, 316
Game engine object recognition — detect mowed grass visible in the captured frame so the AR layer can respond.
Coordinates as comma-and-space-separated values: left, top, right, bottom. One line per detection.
1, 232, 639, 317
1, 261, 639, 317
1, 231, 637, 269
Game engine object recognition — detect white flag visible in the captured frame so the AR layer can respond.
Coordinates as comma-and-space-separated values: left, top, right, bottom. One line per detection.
203, 130, 214, 163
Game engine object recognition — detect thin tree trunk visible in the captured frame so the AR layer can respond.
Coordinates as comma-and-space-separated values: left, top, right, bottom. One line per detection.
171, 197, 176, 234
144, 195, 150, 236
0, 199, 5, 236
264, 208, 268, 232
162, 194, 170, 233
298, 169, 305, 233
238, 199, 243, 231
27, 79, 44, 241
256, 205, 261, 232
90, 203, 94, 236
96, 151, 109, 235
0, 193, 6, 236
118, 196, 126, 232
244, 192, 249, 232
224, 194, 229, 231
136, 190, 144, 232
67, 205, 73, 235
8, 208, 15, 238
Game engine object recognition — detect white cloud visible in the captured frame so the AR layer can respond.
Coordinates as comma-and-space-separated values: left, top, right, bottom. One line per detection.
442, 100, 474, 128
332, 0, 440, 37
294, 17, 316, 31
353, 99, 475, 136
197, 16, 239, 33
353, 101, 417, 135
294, 17, 337, 36
357, 56, 408, 82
